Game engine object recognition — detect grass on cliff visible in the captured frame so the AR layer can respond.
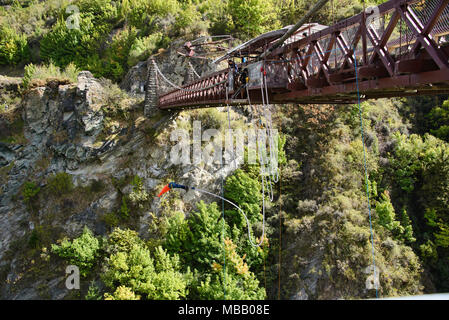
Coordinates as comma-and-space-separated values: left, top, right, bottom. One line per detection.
22, 62, 79, 89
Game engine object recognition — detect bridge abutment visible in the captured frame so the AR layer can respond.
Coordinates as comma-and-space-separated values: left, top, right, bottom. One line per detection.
144, 58, 159, 117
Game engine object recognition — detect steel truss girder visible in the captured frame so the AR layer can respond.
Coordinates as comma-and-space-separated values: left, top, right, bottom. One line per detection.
157, 0, 449, 109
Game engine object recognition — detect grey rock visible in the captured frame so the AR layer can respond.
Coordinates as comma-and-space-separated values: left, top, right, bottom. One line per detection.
291, 288, 309, 300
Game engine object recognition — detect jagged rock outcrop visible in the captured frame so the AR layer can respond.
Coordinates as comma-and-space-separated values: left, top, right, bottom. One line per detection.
0, 65, 242, 299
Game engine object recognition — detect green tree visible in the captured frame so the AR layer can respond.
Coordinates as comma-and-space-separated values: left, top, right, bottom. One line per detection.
163, 200, 266, 299
224, 169, 261, 227
228, 0, 280, 40
389, 133, 449, 290
428, 99, 449, 142
375, 191, 404, 236
102, 228, 190, 300
196, 238, 266, 299
400, 208, 416, 243
22, 181, 40, 206
165, 201, 226, 272
0, 25, 29, 65
51, 226, 101, 277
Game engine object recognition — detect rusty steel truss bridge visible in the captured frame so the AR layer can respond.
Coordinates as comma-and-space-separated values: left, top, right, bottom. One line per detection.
154, 0, 449, 110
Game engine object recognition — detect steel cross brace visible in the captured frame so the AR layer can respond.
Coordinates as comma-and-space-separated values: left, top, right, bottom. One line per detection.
398, 1, 449, 70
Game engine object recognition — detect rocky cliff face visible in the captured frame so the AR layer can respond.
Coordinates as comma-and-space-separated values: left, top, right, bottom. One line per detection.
0, 51, 236, 299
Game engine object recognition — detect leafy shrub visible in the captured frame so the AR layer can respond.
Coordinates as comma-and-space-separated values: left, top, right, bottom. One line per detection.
120, 197, 130, 217
51, 226, 101, 277
420, 240, 438, 262
47, 172, 74, 196
227, 0, 280, 40
40, 18, 94, 68
0, 25, 29, 65
128, 175, 148, 208
196, 238, 265, 300
375, 191, 403, 235
173, 2, 208, 37
96, 27, 138, 81
99, 78, 136, 120
104, 286, 140, 300
127, 32, 163, 67
101, 212, 121, 228
22, 181, 40, 205
120, 0, 179, 29
375, 191, 416, 243
203, 0, 231, 35
85, 281, 103, 300
39, 1, 117, 73
102, 228, 189, 300
400, 208, 416, 243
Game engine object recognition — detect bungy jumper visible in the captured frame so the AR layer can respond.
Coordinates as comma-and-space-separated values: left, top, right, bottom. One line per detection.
157, 182, 189, 197
157, 182, 266, 247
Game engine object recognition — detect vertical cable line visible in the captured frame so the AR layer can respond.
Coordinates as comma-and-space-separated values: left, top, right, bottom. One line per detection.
278, 169, 282, 300
222, 87, 229, 300
221, 162, 227, 300
354, 49, 379, 299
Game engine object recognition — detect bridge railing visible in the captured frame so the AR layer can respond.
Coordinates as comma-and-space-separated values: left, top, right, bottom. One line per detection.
267, 0, 449, 87
158, 69, 229, 108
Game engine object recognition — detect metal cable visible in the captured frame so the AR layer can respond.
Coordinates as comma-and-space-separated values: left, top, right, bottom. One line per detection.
192, 186, 266, 248
154, 60, 226, 93
188, 61, 201, 79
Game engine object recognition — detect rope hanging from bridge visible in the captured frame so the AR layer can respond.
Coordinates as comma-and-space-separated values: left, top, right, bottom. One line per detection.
354, 45, 379, 298
259, 63, 280, 186
224, 79, 268, 248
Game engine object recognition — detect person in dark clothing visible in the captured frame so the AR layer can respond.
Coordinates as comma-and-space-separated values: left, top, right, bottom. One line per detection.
239, 68, 249, 98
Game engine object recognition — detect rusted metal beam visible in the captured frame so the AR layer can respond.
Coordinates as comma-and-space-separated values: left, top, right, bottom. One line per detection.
410, 0, 449, 54
338, 26, 362, 72
369, 11, 400, 64
398, 3, 449, 69
395, 58, 438, 73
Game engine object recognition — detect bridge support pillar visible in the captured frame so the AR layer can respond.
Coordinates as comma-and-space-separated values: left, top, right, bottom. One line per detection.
144, 58, 159, 117
186, 67, 195, 84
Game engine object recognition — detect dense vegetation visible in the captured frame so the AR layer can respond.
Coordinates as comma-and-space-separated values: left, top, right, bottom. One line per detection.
51, 169, 269, 299
0, 0, 384, 80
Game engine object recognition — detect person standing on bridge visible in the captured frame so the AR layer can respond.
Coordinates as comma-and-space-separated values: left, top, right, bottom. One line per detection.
228, 59, 238, 74
239, 68, 249, 99
228, 59, 239, 93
